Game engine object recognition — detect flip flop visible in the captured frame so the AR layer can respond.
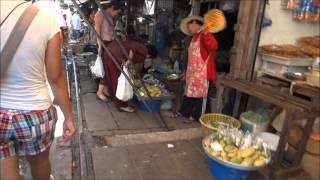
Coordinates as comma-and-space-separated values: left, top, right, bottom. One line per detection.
96, 94, 108, 102
183, 117, 196, 124
170, 112, 182, 118
119, 106, 135, 113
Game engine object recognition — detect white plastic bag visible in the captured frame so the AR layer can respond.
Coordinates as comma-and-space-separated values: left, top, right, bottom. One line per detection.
116, 67, 133, 101
90, 55, 105, 78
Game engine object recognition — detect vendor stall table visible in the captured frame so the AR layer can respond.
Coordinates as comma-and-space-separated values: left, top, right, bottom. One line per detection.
215, 77, 320, 179
256, 74, 320, 103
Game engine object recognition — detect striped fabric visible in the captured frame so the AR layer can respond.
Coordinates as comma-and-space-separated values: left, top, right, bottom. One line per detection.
0, 106, 57, 160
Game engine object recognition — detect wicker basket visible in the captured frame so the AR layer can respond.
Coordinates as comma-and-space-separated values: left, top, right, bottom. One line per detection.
200, 113, 240, 135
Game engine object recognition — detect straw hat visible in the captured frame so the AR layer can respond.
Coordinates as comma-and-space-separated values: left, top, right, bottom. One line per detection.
180, 15, 204, 36
100, 0, 110, 4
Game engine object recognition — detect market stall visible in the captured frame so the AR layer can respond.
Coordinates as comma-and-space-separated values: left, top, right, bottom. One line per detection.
211, 0, 320, 179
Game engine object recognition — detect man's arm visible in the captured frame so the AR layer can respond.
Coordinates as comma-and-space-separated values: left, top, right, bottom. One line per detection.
94, 12, 103, 55
45, 33, 76, 140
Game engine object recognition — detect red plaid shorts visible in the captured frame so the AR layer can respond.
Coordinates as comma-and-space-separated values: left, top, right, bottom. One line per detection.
0, 106, 57, 160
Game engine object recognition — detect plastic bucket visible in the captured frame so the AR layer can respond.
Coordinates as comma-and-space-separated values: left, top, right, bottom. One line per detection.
208, 158, 251, 180
138, 100, 161, 112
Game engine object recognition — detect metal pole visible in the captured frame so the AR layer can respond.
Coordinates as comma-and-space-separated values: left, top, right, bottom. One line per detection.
65, 51, 71, 97
70, 0, 168, 129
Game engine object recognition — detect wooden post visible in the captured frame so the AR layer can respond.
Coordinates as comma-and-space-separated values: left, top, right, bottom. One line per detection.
193, 0, 201, 16
270, 109, 295, 179
293, 114, 317, 165
229, 0, 265, 79
214, 81, 225, 113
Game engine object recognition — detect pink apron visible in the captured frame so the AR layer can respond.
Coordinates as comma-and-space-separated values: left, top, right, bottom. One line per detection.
185, 35, 210, 98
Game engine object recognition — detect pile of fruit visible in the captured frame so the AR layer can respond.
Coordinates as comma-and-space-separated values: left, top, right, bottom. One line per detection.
166, 74, 179, 80
138, 85, 162, 97
203, 132, 271, 168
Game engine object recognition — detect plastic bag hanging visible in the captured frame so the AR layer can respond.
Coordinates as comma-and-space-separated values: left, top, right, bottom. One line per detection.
116, 66, 134, 101
90, 55, 105, 78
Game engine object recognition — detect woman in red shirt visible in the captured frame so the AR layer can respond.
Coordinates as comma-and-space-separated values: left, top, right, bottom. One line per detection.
103, 39, 149, 112
174, 16, 218, 123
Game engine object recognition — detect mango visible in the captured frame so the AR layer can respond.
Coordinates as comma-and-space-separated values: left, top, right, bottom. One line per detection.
203, 139, 211, 147
227, 152, 236, 158
254, 159, 266, 167
225, 138, 233, 145
211, 151, 220, 157
230, 156, 242, 164
221, 151, 227, 158
240, 147, 255, 158
251, 151, 261, 160
224, 145, 237, 153
241, 157, 254, 166
222, 156, 229, 162
219, 140, 226, 148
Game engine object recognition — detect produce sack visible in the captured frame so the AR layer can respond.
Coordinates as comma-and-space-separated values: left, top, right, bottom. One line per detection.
90, 55, 104, 78
116, 67, 133, 101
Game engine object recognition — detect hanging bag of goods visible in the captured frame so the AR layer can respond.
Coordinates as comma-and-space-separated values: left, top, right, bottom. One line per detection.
116, 67, 134, 101
90, 55, 105, 78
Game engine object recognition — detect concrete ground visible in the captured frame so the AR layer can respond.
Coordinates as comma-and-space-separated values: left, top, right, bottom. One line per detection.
20, 54, 310, 180
77, 60, 268, 180
76, 57, 312, 180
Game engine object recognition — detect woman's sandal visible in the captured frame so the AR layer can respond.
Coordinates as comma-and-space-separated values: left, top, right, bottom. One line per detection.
97, 94, 108, 102
183, 116, 196, 124
119, 106, 135, 113
170, 112, 182, 118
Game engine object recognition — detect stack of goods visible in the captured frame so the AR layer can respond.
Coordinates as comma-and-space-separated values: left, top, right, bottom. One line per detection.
138, 85, 163, 98
298, 36, 320, 86
258, 36, 319, 76
286, 0, 320, 22
259, 42, 319, 59
297, 36, 320, 58
137, 74, 171, 98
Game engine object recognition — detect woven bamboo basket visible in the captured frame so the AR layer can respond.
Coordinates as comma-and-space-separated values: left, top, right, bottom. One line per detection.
200, 113, 240, 135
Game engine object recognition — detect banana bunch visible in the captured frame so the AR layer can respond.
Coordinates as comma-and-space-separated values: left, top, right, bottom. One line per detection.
138, 85, 162, 98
